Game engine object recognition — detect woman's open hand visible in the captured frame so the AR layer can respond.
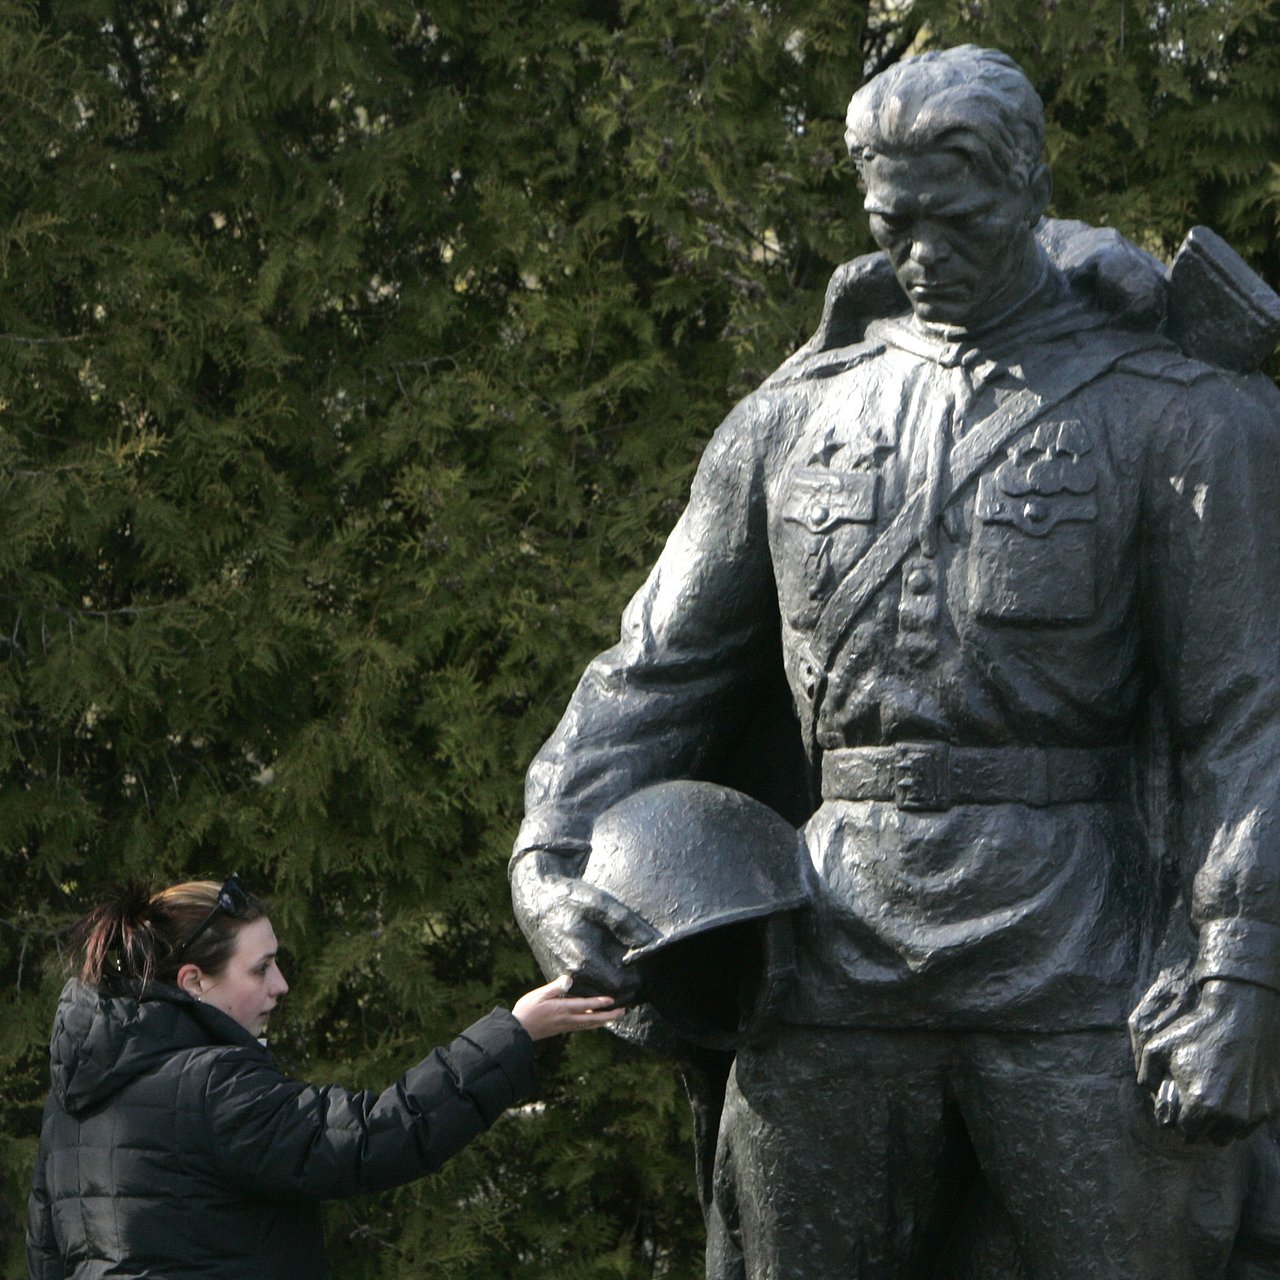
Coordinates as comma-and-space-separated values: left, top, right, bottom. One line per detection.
512, 975, 622, 1041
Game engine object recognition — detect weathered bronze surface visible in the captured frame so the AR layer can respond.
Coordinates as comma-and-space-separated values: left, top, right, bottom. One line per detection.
513, 45, 1280, 1279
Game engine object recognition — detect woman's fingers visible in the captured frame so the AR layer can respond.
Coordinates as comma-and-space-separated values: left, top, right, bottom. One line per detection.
512, 976, 623, 1039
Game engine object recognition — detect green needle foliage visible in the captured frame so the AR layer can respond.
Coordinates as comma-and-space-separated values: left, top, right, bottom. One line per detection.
0, 1, 1276, 1275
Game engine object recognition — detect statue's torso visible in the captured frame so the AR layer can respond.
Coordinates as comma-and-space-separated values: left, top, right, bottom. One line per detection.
759, 291, 1219, 1028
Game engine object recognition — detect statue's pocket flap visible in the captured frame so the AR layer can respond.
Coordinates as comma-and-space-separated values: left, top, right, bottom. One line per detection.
975, 474, 1098, 537
783, 469, 878, 533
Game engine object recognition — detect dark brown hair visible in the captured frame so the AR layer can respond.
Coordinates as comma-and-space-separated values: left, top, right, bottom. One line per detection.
75, 879, 268, 991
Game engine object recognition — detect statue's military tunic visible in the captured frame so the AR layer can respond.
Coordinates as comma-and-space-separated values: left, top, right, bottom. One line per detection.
514, 268, 1280, 1279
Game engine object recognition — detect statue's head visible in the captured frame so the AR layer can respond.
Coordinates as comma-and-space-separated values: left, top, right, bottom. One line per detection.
846, 46, 1045, 190
845, 46, 1053, 329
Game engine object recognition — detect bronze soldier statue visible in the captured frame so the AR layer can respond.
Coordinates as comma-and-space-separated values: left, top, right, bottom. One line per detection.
511, 45, 1280, 1279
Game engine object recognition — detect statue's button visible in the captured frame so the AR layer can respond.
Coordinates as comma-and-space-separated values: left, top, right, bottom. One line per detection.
1023, 499, 1049, 523
906, 568, 933, 594
809, 502, 829, 525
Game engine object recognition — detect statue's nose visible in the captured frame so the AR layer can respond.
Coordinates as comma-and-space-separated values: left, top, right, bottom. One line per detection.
911, 232, 951, 266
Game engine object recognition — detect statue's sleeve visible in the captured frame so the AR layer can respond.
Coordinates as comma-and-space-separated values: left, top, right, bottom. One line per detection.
514, 392, 783, 863
1146, 370, 1280, 993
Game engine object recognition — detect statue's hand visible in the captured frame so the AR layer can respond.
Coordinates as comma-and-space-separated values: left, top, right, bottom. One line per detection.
511, 854, 657, 1003
1128, 960, 1197, 1058
1135, 978, 1280, 1144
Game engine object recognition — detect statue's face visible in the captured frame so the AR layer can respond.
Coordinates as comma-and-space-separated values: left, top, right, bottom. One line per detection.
862, 148, 1043, 328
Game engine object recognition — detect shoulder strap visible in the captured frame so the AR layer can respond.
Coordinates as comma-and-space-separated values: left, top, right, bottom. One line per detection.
810, 340, 1141, 670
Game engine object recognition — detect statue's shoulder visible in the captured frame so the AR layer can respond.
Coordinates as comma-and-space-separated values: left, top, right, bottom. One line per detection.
706, 337, 889, 470
764, 250, 903, 386
695, 383, 804, 483
1098, 330, 1280, 475
773, 219, 1171, 377
1110, 340, 1220, 388
762, 333, 888, 391
1107, 336, 1280, 415
1064, 330, 1280, 481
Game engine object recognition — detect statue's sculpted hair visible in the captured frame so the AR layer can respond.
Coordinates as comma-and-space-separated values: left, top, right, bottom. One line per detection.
845, 46, 1045, 188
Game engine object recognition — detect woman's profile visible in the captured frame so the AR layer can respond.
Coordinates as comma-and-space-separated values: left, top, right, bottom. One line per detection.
26, 875, 619, 1279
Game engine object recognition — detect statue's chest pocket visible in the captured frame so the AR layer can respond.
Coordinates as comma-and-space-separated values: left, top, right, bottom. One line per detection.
967, 421, 1100, 624
779, 469, 879, 615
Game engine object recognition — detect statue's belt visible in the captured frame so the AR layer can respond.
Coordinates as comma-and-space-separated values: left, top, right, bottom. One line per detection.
821, 743, 1131, 812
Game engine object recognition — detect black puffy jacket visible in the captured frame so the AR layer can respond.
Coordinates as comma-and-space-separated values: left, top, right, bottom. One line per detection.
27, 978, 536, 1279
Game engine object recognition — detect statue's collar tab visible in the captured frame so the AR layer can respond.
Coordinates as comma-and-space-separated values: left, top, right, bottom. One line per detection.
871, 321, 980, 369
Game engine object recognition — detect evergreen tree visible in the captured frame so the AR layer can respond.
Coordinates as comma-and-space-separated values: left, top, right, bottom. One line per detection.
0, 1, 1276, 1274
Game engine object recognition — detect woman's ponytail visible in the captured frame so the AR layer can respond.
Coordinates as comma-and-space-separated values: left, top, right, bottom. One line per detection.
75, 884, 167, 990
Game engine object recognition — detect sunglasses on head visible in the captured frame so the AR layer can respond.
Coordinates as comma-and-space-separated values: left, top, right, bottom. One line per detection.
172, 874, 248, 959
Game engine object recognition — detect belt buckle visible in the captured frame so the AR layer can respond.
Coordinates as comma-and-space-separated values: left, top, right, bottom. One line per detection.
893, 743, 950, 811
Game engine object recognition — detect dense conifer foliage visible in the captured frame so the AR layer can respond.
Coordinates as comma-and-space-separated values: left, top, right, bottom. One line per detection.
1, 1, 1276, 1273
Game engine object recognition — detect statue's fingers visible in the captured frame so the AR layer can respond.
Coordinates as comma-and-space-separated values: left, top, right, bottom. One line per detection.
1130, 985, 1200, 1065
1171, 1073, 1240, 1145
1136, 1031, 1172, 1087
562, 881, 655, 949
564, 951, 640, 1003
1153, 1078, 1181, 1128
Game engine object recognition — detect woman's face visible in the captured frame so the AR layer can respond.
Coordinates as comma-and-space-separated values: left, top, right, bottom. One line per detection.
196, 916, 289, 1036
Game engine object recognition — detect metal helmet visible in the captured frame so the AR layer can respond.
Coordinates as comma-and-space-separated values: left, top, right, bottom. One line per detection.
584, 780, 810, 1050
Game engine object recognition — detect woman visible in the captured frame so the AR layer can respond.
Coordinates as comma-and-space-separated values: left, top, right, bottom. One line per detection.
27, 875, 619, 1279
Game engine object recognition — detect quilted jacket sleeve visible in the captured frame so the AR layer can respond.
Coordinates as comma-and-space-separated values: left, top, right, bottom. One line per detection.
203, 1009, 536, 1199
